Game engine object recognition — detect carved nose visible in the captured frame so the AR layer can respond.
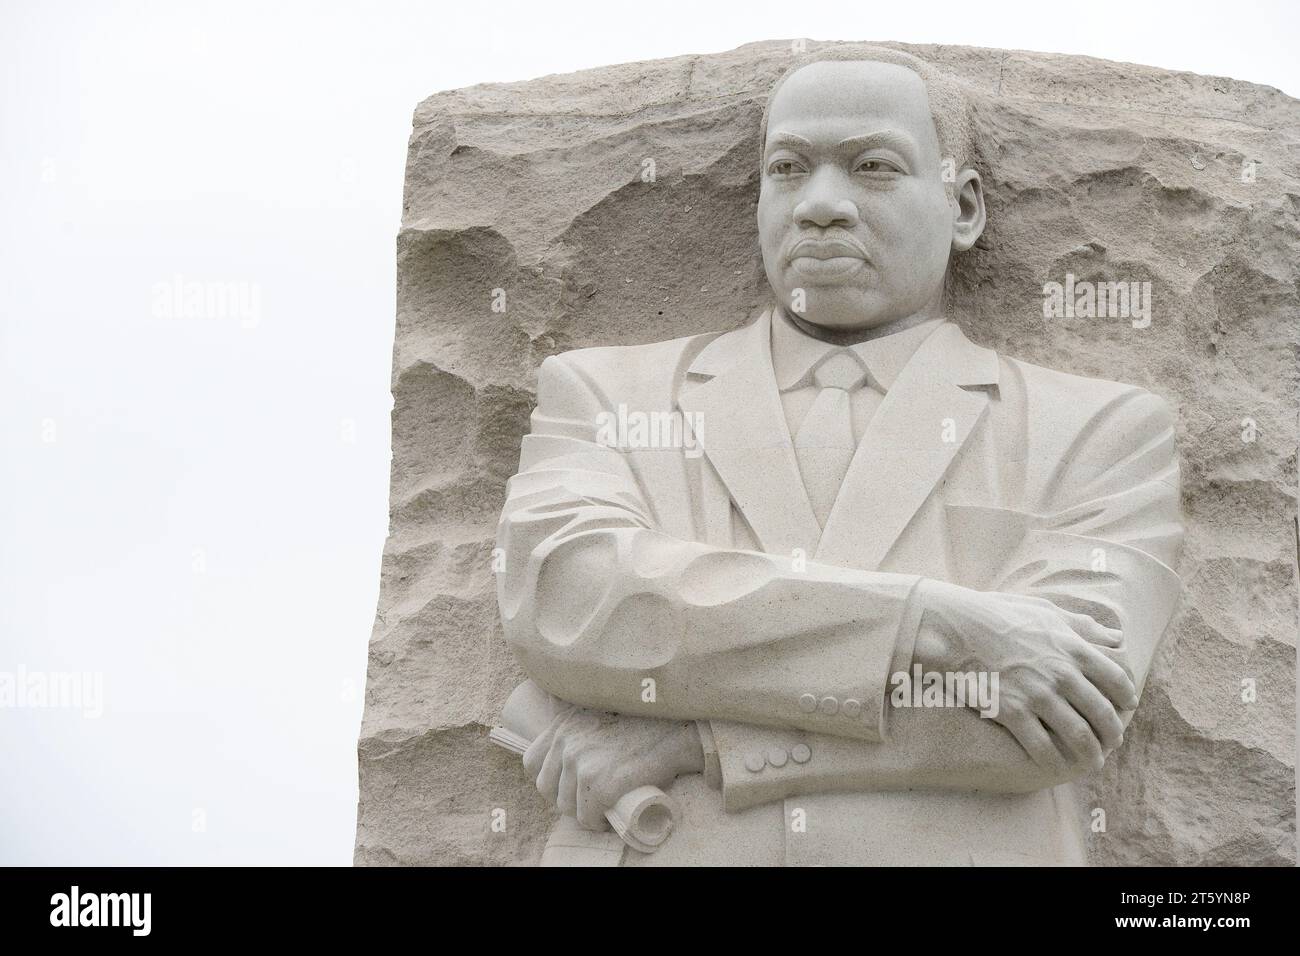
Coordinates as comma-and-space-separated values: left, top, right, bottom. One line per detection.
793, 195, 860, 229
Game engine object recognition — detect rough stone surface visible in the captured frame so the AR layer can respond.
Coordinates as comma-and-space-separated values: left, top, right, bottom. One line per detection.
355, 40, 1299, 866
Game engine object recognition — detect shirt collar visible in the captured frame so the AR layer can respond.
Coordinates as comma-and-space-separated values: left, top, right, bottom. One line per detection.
770, 306, 946, 392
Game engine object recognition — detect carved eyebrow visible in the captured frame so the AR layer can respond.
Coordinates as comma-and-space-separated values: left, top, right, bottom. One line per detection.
764, 132, 815, 154
835, 131, 918, 155
764, 130, 918, 160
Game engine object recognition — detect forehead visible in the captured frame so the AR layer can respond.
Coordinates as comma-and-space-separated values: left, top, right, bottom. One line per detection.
766, 60, 939, 149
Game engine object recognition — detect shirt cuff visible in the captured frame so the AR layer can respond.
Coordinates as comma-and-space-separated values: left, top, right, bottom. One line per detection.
696, 720, 721, 790
879, 579, 927, 741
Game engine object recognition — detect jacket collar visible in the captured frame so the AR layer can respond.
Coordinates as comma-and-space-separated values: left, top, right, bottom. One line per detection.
681, 309, 999, 567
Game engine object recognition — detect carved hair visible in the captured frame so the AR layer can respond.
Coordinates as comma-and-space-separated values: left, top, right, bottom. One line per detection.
759, 44, 979, 178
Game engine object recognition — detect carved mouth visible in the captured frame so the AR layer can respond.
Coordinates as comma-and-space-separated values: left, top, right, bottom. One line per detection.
789, 237, 869, 261
789, 256, 868, 280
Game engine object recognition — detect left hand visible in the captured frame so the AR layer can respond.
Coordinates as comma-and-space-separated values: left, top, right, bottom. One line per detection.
523, 707, 704, 830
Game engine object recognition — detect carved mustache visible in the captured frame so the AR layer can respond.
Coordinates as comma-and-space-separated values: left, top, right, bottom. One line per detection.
787, 234, 871, 261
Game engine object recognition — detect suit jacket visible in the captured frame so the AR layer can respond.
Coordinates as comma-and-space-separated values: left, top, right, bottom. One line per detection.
495, 309, 1183, 865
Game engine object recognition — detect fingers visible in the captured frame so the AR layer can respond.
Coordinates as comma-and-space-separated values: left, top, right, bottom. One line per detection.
1055, 607, 1139, 711
522, 723, 556, 778
535, 738, 564, 806
1073, 642, 1139, 710
1061, 672, 1125, 751
523, 709, 614, 826
999, 711, 1068, 776
1096, 644, 1137, 686
575, 782, 611, 831
1062, 609, 1123, 648
523, 709, 683, 831
556, 750, 579, 816
533, 736, 609, 828
1035, 696, 1105, 771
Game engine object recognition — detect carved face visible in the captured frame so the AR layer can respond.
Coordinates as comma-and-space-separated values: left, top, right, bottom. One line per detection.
758, 60, 964, 334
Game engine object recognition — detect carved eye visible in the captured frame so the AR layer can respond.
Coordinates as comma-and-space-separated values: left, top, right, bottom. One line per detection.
855, 158, 901, 174
767, 158, 806, 177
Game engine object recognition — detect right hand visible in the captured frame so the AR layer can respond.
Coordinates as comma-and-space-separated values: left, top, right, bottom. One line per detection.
523, 707, 703, 830
913, 580, 1137, 775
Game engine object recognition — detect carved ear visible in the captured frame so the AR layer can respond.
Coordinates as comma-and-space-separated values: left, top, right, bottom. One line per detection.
951, 168, 986, 252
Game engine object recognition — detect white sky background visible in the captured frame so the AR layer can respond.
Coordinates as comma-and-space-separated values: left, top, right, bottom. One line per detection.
1, 0, 1295, 865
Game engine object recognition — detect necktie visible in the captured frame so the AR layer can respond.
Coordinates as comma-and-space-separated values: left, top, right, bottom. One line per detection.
794, 350, 870, 527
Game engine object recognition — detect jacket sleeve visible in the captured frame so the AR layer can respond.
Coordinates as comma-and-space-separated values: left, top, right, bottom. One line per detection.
708, 388, 1184, 810
496, 353, 926, 743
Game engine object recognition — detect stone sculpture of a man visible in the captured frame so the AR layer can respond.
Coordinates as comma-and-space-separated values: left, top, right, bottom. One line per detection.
493, 45, 1183, 865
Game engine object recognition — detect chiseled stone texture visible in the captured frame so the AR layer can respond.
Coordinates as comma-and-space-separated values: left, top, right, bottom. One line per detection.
355, 40, 1298, 866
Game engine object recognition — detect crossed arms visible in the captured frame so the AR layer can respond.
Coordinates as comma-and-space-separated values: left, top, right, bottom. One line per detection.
497, 354, 1182, 811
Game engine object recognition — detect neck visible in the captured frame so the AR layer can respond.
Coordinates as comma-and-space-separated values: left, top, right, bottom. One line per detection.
781, 301, 945, 346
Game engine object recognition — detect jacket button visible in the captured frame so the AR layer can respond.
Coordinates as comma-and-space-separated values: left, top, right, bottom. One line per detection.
842, 698, 862, 718
819, 695, 839, 715
766, 748, 788, 768
791, 743, 812, 764
798, 693, 817, 713
744, 751, 765, 773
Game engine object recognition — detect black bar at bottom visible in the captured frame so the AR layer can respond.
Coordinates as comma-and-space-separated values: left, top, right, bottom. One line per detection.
0, 865, 1290, 942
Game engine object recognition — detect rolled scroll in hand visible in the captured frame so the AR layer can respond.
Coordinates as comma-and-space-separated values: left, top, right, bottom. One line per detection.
489, 680, 678, 854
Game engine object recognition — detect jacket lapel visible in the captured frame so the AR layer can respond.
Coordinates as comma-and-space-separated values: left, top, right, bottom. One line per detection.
677, 310, 822, 556
815, 322, 1000, 571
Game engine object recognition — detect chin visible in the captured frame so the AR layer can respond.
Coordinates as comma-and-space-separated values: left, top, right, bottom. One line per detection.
792, 288, 895, 331
800, 313, 893, 334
